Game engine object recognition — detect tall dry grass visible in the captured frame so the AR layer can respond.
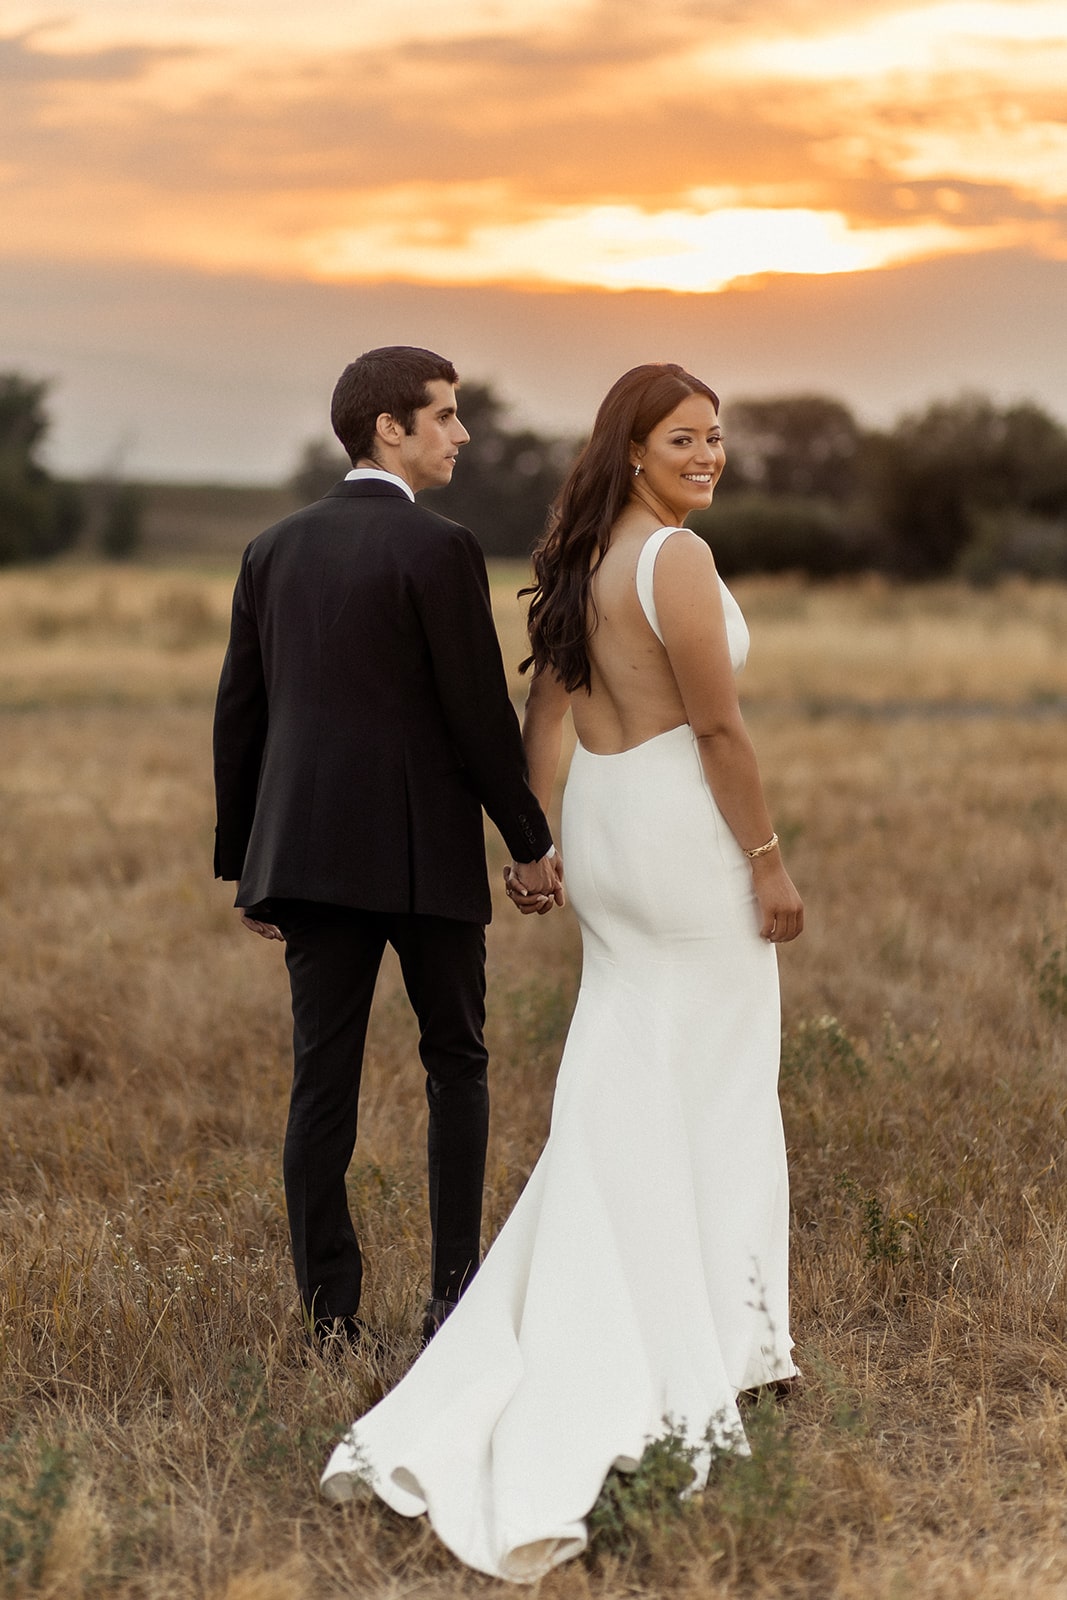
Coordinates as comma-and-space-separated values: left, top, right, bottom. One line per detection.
1, 563, 1066, 1598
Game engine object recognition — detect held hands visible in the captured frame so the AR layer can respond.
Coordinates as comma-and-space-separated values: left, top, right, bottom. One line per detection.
750, 854, 804, 943
504, 851, 565, 916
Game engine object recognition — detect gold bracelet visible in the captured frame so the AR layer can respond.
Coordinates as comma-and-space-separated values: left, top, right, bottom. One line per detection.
743, 832, 779, 860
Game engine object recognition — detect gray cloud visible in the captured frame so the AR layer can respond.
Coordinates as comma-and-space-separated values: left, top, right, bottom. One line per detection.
0, 24, 194, 84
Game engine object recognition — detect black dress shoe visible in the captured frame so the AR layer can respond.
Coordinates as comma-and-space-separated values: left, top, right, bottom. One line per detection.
420, 1295, 459, 1348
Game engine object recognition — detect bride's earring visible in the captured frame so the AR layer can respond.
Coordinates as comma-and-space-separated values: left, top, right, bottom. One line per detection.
633, 463, 642, 476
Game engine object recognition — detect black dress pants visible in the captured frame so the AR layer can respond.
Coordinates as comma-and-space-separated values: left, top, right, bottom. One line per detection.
272, 900, 488, 1325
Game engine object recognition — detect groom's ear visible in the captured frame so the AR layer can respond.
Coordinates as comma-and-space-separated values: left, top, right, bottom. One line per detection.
375, 411, 404, 447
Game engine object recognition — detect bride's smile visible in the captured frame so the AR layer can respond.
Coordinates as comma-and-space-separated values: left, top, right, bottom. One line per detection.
629, 391, 726, 525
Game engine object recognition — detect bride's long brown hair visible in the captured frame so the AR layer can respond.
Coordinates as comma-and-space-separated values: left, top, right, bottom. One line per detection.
521, 363, 719, 692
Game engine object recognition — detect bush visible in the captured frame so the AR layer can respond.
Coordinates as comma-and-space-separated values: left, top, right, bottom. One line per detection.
957, 509, 1067, 585
690, 493, 870, 578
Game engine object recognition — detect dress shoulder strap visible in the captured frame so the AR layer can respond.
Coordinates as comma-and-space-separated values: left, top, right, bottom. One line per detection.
634, 526, 685, 645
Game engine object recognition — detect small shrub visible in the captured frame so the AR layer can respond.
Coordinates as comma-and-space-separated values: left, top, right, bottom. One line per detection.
714, 1394, 803, 1548
781, 1015, 866, 1082
0, 1433, 74, 1593
586, 1404, 803, 1569
586, 1420, 703, 1559
1031, 932, 1067, 1017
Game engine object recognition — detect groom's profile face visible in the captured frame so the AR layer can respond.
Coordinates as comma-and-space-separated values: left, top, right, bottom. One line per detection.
393, 380, 470, 493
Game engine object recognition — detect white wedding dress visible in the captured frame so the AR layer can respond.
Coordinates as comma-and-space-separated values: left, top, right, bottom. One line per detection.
320, 526, 796, 1581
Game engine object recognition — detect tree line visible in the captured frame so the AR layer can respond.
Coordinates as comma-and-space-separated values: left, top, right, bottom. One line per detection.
290, 383, 1067, 583
5, 370, 1067, 581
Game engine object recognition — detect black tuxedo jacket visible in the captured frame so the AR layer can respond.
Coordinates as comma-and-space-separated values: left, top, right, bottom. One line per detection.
212, 479, 552, 924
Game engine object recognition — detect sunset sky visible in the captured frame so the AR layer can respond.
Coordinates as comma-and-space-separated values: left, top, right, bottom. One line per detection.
4, 0, 1066, 480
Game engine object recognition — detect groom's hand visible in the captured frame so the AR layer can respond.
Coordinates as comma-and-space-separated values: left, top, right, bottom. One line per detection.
236, 907, 285, 941
504, 852, 565, 915
503, 865, 550, 915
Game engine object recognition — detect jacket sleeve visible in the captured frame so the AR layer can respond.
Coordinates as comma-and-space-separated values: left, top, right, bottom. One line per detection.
212, 547, 268, 880
413, 527, 554, 863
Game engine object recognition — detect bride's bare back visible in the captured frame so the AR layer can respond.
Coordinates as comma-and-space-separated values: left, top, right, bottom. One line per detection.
574, 525, 690, 755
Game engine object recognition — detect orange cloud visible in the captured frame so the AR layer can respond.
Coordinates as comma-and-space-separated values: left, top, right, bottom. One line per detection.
2, 1, 1065, 290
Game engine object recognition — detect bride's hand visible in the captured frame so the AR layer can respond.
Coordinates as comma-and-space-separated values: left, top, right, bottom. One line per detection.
750, 858, 804, 943
236, 907, 285, 941
504, 859, 564, 916
503, 865, 544, 914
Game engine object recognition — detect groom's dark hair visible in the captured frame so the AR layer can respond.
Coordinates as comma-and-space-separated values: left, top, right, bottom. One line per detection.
331, 346, 459, 465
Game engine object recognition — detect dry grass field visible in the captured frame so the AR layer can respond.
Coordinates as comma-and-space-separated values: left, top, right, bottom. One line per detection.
1, 561, 1066, 1599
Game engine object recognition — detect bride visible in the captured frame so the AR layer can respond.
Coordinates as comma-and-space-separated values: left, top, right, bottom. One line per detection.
320, 362, 804, 1582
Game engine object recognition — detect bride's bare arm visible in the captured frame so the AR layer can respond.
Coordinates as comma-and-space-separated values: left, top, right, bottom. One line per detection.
521, 668, 571, 815
501, 668, 570, 914
654, 533, 804, 943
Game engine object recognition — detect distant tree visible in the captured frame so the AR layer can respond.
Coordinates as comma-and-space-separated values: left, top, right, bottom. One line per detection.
719, 394, 861, 502
0, 373, 84, 565
431, 384, 572, 558
288, 383, 573, 560
0, 373, 49, 458
289, 438, 349, 505
99, 481, 145, 559
869, 393, 1067, 577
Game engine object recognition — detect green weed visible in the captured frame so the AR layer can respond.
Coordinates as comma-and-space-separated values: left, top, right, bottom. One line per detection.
835, 1174, 926, 1265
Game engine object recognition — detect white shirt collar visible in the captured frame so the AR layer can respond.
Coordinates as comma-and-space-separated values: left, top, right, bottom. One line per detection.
344, 466, 415, 502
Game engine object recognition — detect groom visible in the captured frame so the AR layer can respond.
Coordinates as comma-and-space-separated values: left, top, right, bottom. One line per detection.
213, 346, 560, 1347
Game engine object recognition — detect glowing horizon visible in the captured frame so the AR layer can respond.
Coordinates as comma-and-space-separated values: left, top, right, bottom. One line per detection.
302, 196, 1034, 295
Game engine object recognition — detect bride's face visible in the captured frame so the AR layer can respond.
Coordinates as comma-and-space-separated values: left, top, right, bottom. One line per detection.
631, 394, 726, 518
